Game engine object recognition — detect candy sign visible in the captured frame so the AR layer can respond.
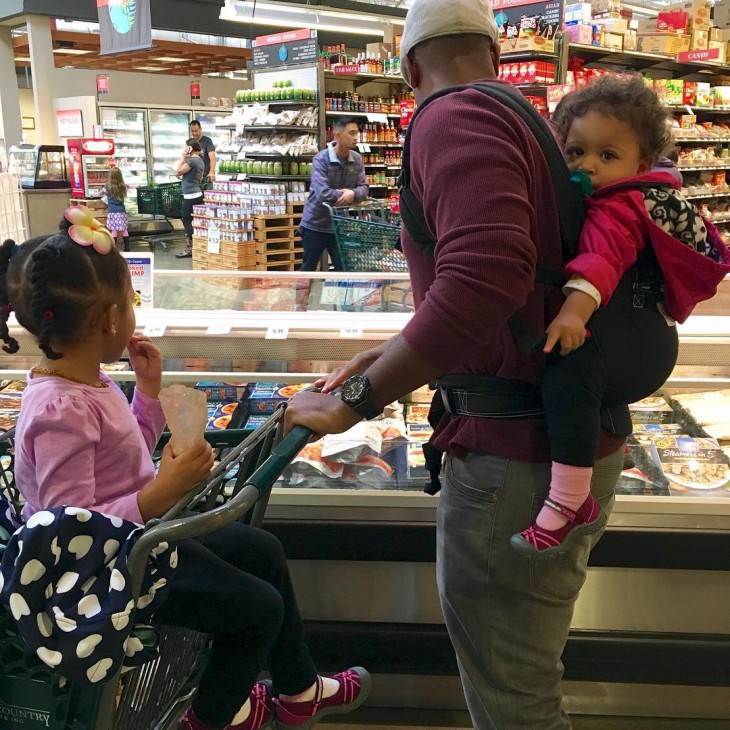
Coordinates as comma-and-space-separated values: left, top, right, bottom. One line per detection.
676, 48, 721, 63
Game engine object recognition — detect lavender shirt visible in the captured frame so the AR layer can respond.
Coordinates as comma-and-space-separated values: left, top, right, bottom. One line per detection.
15, 372, 166, 524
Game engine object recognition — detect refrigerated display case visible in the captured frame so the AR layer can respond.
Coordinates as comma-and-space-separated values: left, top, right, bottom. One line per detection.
193, 111, 233, 152
99, 108, 148, 215
149, 109, 191, 184
8, 144, 68, 189
1, 270, 728, 720
67, 137, 115, 199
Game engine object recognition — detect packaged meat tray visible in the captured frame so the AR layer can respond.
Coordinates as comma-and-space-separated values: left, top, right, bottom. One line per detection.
650, 435, 730, 496
629, 396, 675, 424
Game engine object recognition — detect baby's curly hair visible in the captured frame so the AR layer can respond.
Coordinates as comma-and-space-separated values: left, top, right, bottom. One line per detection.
553, 74, 671, 163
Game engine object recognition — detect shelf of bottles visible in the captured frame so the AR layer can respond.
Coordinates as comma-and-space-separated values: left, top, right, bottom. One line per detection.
320, 44, 401, 77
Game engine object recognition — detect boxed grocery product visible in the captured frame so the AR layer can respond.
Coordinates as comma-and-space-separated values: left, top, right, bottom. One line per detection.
194, 382, 249, 403
715, 2, 730, 29
564, 2, 593, 24
650, 435, 730, 496
565, 23, 594, 44
205, 402, 239, 431
591, 0, 621, 14
634, 18, 662, 34
658, 10, 689, 31
401, 384, 434, 404
710, 26, 730, 41
691, 29, 710, 49
245, 383, 309, 416
594, 17, 630, 33
670, 388, 730, 426
697, 81, 713, 106
639, 33, 691, 54
624, 29, 638, 50
632, 422, 685, 446
653, 79, 685, 105
683, 81, 698, 105
709, 40, 727, 62
629, 395, 675, 424
714, 86, 730, 106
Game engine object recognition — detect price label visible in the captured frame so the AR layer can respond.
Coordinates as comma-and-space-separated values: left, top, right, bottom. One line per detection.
356, 143, 372, 154
265, 325, 289, 340
206, 323, 232, 335
367, 113, 389, 124
339, 325, 363, 339
208, 223, 221, 254
143, 323, 167, 338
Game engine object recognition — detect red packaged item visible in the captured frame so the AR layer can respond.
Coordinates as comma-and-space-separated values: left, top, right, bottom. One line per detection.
683, 81, 698, 106
657, 10, 689, 32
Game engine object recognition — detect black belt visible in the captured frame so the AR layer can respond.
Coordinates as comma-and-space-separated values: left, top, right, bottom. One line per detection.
434, 375, 544, 420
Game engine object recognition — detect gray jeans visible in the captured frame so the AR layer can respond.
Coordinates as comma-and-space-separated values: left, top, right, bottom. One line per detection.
437, 446, 623, 730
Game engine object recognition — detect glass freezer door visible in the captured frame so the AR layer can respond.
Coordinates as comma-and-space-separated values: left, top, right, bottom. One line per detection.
99, 107, 148, 215
149, 110, 191, 184
192, 112, 231, 152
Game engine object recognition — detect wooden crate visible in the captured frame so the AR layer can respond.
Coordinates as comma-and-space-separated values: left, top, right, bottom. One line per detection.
254, 226, 297, 243
255, 239, 296, 255
254, 214, 294, 230
286, 201, 306, 214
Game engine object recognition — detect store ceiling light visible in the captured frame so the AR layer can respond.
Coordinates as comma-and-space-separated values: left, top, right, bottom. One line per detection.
14, 56, 29, 61
154, 56, 184, 62
220, 0, 393, 37
52, 48, 92, 55
134, 66, 167, 71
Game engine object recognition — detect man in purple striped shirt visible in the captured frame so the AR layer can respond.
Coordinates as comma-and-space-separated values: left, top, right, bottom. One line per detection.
299, 118, 369, 271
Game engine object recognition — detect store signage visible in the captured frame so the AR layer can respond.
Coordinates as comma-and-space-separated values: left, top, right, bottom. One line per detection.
96, 74, 110, 96
676, 47, 721, 63
208, 223, 221, 254
97, 0, 152, 56
400, 99, 416, 128
122, 253, 154, 308
81, 138, 115, 155
191, 80, 201, 102
252, 28, 318, 68
334, 65, 360, 75
56, 109, 84, 138
491, 0, 563, 41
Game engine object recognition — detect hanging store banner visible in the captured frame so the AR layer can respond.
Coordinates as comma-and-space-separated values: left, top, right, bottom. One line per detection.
252, 28, 318, 68
96, 74, 110, 96
191, 80, 201, 103
97, 0, 152, 56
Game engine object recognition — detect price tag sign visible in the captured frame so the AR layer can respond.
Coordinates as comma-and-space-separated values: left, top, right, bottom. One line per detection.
356, 143, 372, 154
339, 325, 363, 339
367, 113, 389, 124
143, 323, 167, 338
208, 223, 221, 255
265, 325, 289, 340
206, 322, 232, 335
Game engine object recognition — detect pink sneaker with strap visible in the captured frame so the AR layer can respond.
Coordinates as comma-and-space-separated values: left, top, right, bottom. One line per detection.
179, 682, 274, 730
510, 493, 606, 560
272, 667, 371, 730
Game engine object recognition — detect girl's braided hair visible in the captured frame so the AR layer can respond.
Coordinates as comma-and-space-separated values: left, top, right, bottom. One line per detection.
553, 74, 671, 163
1, 218, 130, 359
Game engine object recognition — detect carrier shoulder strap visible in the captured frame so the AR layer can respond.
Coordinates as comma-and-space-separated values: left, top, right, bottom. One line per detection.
400, 82, 585, 281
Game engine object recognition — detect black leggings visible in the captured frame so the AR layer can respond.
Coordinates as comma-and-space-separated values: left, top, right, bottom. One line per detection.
153, 522, 317, 728
542, 272, 679, 467
182, 194, 203, 240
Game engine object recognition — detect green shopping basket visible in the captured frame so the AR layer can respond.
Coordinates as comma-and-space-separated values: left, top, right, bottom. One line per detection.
0, 413, 312, 730
326, 204, 407, 273
136, 183, 183, 220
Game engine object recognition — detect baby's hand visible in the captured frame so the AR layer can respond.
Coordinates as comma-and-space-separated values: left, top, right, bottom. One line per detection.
128, 335, 163, 398
157, 439, 215, 496
543, 313, 587, 356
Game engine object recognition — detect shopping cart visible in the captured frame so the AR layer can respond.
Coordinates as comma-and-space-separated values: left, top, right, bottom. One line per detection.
136, 182, 184, 253
0, 411, 311, 730
325, 202, 407, 273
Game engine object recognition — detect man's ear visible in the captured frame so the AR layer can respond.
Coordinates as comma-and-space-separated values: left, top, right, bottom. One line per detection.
403, 52, 421, 91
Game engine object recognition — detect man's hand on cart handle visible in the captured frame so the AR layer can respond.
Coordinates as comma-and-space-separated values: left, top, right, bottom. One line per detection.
336, 189, 356, 206
284, 390, 361, 439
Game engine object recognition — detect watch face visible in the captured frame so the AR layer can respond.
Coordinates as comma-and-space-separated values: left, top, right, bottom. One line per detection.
342, 376, 367, 403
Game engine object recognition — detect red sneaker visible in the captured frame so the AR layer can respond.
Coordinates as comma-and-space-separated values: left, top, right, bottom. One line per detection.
179, 682, 274, 730
272, 667, 371, 729
510, 493, 606, 560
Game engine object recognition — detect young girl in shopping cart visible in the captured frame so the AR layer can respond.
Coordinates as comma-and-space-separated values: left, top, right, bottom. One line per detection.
0, 206, 370, 730
104, 167, 130, 252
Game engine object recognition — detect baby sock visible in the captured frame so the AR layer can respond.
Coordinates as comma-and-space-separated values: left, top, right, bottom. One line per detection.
536, 462, 593, 532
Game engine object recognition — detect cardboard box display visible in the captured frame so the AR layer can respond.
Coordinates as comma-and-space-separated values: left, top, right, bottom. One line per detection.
499, 36, 555, 54
639, 33, 691, 54
591, 0, 621, 13
709, 39, 727, 62
624, 29, 639, 50
366, 42, 392, 59
593, 17, 630, 33
691, 29, 710, 49
673, 0, 711, 30
604, 32, 624, 49
714, 2, 730, 29
634, 18, 663, 34
709, 26, 730, 41
565, 23, 594, 44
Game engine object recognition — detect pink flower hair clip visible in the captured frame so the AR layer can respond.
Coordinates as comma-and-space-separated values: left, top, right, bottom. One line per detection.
64, 205, 114, 255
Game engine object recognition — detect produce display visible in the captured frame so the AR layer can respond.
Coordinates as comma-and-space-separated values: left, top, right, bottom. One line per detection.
235, 81, 316, 103
222, 103, 319, 130
218, 160, 313, 177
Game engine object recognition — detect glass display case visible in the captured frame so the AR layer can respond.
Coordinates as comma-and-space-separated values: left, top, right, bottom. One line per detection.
149, 110, 191, 184
8, 144, 68, 189
1, 270, 728, 719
